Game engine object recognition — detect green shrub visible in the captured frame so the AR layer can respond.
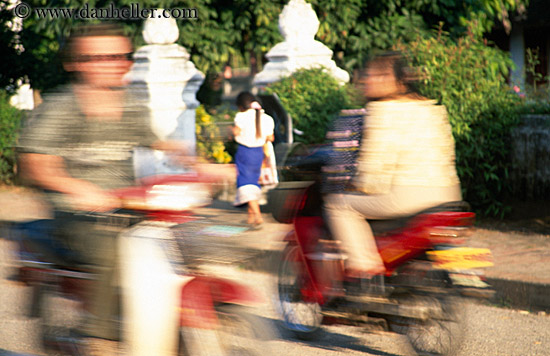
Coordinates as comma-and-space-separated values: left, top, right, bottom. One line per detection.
264, 68, 362, 144
0, 90, 24, 184
195, 104, 233, 163
518, 99, 550, 115
397, 30, 521, 217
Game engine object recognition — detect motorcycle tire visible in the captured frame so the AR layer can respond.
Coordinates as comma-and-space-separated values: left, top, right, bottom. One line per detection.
386, 262, 466, 355
179, 304, 274, 356
276, 244, 323, 340
388, 294, 465, 356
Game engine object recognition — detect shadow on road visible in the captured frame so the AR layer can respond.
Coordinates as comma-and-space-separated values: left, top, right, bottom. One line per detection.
261, 315, 403, 356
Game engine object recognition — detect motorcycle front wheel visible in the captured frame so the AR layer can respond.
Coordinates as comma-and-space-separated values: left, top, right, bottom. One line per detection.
276, 244, 323, 340
179, 304, 274, 356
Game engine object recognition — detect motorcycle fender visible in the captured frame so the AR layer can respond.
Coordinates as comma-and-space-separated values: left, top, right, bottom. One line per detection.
179, 276, 218, 329
179, 276, 262, 328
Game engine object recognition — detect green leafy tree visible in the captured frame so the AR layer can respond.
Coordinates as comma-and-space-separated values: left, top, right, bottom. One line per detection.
1, 0, 529, 93
310, 0, 528, 73
0, 0, 25, 93
1, 0, 285, 92
0, 90, 24, 184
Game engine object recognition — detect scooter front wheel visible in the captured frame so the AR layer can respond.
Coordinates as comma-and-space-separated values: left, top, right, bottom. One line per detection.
276, 244, 323, 340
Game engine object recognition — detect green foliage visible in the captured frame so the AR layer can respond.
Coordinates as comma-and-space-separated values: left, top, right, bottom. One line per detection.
396, 28, 522, 217
1, 0, 286, 91
517, 91, 550, 115
0, 90, 24, 184
0, 0, 528, 93
310, 0, 528, 74
180, 0, 285, 74
0, 1, 25, 93
195, 104, 233, 164
264, 67, 362, 145
311, 0, 429, 73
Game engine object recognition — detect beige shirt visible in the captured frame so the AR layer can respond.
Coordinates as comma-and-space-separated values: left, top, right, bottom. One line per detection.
353, 99, 460, 195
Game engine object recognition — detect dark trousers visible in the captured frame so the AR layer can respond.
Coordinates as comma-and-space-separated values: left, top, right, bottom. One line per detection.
54, 211, 124, 340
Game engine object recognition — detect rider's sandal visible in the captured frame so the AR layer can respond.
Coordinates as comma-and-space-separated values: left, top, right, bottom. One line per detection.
344, 266, 393, 298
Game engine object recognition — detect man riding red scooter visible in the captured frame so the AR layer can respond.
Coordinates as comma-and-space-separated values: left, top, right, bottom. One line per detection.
15, 23, 272, 355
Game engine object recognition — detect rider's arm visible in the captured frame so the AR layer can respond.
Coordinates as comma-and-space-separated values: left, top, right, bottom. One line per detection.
18, 153, 119, 212
150, 140, 190, 154
148, 139, 199, 168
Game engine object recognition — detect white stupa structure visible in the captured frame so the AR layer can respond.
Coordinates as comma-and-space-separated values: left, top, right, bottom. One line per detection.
126, 13, 204, 147
253, 0, 349, 89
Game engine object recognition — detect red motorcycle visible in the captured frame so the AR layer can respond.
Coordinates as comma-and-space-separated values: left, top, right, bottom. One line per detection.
10, 173, 273, 356
269, 148, 494, 356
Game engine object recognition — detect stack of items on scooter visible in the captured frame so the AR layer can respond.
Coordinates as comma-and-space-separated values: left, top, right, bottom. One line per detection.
322, 109, 366, 194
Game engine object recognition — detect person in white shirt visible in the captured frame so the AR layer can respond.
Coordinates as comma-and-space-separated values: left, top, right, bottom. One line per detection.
232, 91, 275, 227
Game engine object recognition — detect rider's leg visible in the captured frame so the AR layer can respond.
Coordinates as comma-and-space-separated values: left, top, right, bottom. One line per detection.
56, 213, 122, 341
84, 227, 121, 341
324, 193, 394, 275
324, 185, 463, 276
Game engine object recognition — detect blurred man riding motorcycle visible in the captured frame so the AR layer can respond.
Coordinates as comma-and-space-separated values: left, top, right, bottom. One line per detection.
17, 23, 189, 352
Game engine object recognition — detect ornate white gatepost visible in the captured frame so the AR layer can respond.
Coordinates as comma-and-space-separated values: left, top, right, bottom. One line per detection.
126, 14, 204, 151
253, 0, 349, 89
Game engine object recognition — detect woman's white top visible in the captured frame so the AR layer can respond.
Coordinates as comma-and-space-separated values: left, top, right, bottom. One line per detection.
234, 109, 275, 148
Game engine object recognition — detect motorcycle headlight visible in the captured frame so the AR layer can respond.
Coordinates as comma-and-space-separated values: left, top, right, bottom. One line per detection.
146, 183, 211, 211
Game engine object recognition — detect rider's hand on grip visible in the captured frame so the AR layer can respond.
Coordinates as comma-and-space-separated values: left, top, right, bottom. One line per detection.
68, 184, 121, 212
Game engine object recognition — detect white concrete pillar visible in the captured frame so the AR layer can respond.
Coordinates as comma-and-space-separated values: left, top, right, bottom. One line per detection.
253, 0, 349, 89
126, 14, 204, 151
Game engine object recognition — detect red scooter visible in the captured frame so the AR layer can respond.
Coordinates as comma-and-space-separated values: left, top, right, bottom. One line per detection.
10, 173, 273, 356
270, 148, 494, 356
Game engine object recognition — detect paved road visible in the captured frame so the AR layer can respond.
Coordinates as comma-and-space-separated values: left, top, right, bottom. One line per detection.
236, 267, 550, 356
157, 264, 550, 356
2, 244, 550, 356
259, 305, 550, 356
264, 303, 550, 356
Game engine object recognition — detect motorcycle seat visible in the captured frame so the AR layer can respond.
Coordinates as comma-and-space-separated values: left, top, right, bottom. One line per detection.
369, 201, 470, 236
13, 219, 86, 268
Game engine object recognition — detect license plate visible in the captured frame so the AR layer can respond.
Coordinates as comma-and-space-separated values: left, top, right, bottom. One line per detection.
448, 273, 491, 288
427, 247, 494, 270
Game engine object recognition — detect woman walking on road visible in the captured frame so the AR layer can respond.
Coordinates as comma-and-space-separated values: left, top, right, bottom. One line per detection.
232, 91, 275, 227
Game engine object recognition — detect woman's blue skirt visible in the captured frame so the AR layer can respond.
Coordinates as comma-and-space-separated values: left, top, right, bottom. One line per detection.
234, 144, 264, 205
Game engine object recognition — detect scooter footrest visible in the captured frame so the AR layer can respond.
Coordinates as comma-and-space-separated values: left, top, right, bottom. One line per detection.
345, 296, 432, 320
459, 287, 495, 299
